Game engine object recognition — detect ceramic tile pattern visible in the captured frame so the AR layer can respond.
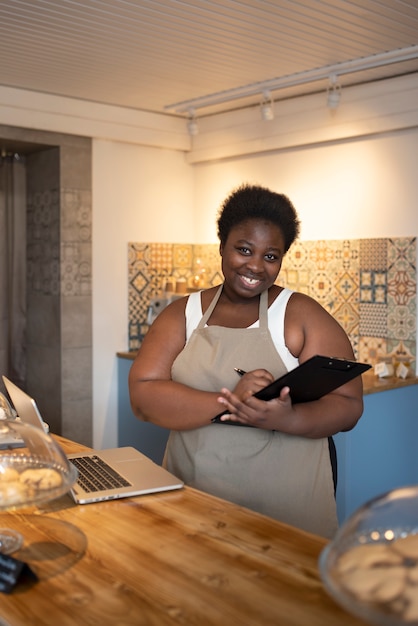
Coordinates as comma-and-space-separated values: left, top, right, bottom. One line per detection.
25, 140, 93, 446
128, 238, 416, 367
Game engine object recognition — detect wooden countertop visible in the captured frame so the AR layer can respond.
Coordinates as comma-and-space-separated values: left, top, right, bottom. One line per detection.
0, 435, 369, 625
118, 350, 418, 396
117, 350, 139, 360
361, 371, 418, 395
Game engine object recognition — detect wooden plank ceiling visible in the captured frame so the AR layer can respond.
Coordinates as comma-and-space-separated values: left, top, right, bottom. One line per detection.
0, 0, 417, 117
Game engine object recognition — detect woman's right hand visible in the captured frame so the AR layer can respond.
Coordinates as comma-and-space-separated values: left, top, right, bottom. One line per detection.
232, 369, 275, 401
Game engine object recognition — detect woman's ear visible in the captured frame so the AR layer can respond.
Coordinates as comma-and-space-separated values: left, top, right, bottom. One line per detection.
219, 242, 223, 257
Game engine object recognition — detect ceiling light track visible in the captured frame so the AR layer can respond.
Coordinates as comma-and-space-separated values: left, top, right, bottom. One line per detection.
165, 45, 418, 114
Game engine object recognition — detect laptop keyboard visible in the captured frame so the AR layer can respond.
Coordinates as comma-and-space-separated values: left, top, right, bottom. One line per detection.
70, 455, 132, 493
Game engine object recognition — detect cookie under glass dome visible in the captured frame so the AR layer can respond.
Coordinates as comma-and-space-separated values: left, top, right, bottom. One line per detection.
0, 418, 78, 553
319, 486, 418, 625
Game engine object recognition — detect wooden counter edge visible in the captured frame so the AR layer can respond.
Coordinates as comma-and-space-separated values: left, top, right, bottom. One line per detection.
361, 371, 418, 395
117, 350, 138, 360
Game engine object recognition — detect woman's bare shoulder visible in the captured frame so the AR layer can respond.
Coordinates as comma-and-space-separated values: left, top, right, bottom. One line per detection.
285, 290, 354, 359
286, 290, 326, 313
153, 293, 188, 327
131, 296, 188, 379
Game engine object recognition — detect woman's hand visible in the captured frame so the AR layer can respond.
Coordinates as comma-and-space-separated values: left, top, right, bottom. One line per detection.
216, 369, 294, 430
231, 368, 274, 400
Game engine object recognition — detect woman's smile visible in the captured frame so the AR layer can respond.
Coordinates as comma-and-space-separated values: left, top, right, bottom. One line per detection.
239, 274, 262, 288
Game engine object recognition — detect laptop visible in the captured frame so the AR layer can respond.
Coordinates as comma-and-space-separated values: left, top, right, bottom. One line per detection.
1, 375, 48, 448
2, 375, 184, 503
67, 447, 183, 504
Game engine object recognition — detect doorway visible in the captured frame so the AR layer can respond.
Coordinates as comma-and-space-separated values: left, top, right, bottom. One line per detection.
0, 125, 92, 446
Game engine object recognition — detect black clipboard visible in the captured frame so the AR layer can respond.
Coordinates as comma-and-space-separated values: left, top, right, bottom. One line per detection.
211, 355, 371, 424
253, 354, 370, 402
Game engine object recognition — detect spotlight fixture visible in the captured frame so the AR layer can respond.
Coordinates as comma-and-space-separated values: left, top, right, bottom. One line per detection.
327, 74, 341, 109
187, 109, 199, 136
260, 90, 274, 121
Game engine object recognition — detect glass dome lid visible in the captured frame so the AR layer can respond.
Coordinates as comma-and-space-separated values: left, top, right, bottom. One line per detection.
0, 418, 78, 511
319, 485, 418, 626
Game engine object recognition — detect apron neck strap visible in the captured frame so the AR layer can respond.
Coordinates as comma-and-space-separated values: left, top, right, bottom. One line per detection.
198, 284, 223, 327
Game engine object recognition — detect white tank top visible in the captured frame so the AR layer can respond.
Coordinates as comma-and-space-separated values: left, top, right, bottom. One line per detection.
185, 287, 299, 372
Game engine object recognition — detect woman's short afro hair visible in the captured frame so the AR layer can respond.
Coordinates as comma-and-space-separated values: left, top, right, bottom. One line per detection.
217, 184, 300, 253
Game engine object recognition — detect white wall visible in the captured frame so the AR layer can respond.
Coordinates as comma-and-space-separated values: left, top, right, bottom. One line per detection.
193, 128, 418, 243
92, 139, 194, 447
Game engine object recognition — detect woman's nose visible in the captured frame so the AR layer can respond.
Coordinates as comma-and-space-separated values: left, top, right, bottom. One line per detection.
245, 256, 264, 272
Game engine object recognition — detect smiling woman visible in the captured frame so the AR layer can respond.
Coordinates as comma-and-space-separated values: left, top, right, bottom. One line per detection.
128, 183, 364, 539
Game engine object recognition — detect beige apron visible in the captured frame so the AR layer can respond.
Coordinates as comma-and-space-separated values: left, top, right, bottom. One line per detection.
164, 285, 338, 538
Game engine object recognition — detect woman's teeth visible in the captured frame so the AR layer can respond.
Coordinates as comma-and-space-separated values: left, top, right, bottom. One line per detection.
242, 276, 259, 285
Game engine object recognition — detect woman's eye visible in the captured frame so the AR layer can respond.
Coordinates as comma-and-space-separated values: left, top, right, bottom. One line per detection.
265, 253, 278, 261
238, 247, 251, 255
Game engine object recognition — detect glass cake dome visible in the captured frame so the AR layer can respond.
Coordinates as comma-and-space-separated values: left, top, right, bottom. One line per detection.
0, 418, 78, 511
319, 486, 418, 625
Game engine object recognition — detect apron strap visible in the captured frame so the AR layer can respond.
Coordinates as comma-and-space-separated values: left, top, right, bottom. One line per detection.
259, 289, 268, 330
198, 284, 223, 328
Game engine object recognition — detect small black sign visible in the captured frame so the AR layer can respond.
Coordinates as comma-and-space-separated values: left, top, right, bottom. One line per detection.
0, 553, 37, 593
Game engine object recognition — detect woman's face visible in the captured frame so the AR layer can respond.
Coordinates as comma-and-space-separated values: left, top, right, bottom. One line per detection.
220, 218, 285, 298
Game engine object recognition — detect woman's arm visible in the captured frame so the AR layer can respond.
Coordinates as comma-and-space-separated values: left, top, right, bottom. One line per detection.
128, 296, 224, 430
217, 292, 364, 438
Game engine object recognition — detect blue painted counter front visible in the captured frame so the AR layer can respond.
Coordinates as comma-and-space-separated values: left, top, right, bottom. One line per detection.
334, 384, 418, 523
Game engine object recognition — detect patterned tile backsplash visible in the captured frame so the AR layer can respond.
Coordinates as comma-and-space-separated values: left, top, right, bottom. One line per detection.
128, 238, 416, 367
